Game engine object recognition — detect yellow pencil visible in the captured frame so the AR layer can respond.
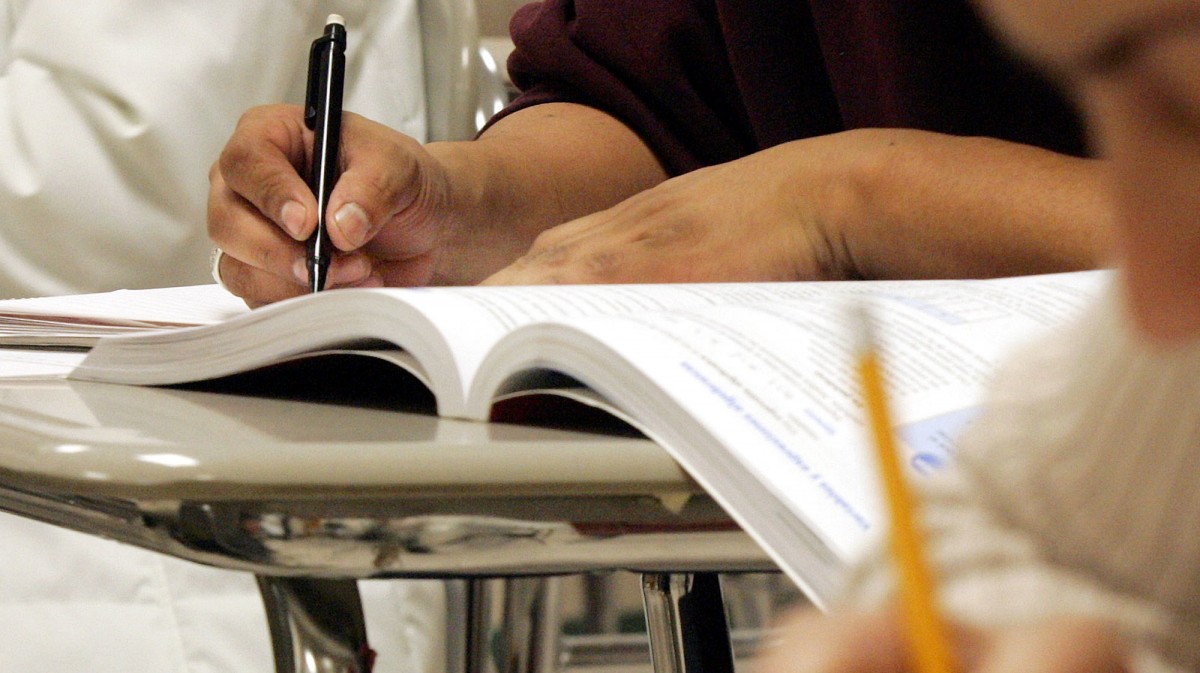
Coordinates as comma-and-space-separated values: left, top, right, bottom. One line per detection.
854, 303, 957, 673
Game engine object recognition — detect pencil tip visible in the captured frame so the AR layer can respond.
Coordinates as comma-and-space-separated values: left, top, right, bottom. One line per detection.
851, 300, 878, 354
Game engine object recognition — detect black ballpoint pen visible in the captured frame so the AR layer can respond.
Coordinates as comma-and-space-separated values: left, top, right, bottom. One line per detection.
304, 14, 346, 292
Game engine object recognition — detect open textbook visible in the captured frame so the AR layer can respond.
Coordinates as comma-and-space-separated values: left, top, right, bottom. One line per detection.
69, 272, 1110, 604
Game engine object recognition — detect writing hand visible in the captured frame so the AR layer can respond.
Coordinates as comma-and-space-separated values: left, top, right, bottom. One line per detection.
207, 104, 454, 306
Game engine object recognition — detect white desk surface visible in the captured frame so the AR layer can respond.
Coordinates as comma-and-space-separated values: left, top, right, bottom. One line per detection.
0, 341, 773, 577
0, 375, 697, 501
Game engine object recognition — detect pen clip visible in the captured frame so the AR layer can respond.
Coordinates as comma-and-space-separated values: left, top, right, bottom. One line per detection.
304, 34, 334, 130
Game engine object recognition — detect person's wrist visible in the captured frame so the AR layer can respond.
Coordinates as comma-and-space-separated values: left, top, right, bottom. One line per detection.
423, 139, 522, 284
423, 141, 484, 224
821, 128, 909, 280
772, 133, 875, 280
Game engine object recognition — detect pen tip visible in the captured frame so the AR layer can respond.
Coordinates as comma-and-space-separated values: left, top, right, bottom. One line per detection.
326, 14, 345, 26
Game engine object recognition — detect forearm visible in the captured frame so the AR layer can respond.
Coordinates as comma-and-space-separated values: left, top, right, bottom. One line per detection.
825, 128, 1115, 280
426, 103, 668, 284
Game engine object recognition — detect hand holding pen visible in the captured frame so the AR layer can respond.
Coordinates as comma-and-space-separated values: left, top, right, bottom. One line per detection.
304, 14, 347, 292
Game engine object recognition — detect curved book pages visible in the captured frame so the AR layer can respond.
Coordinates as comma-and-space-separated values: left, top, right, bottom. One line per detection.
69, 272, 1110, 605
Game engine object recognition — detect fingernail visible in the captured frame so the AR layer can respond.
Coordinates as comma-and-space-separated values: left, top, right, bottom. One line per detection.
333, 202, 371, 248
330, 256, 371, 284
280, 201, 307, 239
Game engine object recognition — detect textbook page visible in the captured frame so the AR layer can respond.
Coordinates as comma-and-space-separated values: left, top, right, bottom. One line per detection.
470, 271, 1108, 603
396, 282, 889, 400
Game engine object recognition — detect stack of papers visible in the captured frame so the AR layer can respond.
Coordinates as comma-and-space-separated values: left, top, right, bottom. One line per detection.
0, 284, 249, 348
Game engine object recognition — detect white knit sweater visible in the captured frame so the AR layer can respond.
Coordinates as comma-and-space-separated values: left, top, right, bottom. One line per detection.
842, 281, 1200, 672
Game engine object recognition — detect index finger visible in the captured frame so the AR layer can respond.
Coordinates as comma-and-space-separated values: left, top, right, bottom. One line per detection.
217, 104, 318, 241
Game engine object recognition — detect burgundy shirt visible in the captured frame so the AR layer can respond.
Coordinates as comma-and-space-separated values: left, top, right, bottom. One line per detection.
498, 0, 1084, 175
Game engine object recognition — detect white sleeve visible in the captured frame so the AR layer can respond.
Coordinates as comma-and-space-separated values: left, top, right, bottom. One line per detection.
0, 0, 424, 297
840, 469, 1187, 673
344, 0, 427, 141
836, 295, 1200, 673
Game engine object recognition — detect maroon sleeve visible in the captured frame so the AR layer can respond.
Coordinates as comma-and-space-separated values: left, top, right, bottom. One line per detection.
490, 1, 1084, 175
808, 0, 1086, 157
490, 0, 759, 176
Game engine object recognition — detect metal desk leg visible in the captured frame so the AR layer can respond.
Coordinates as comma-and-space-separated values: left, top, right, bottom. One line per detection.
462, 578, 495, 673
453, 577, 562, 673
641, 573, 735, 673
582, 573, 621, 633
444, 580, 472, 673
257, 577, 372, 673
500, 577, 561, 673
